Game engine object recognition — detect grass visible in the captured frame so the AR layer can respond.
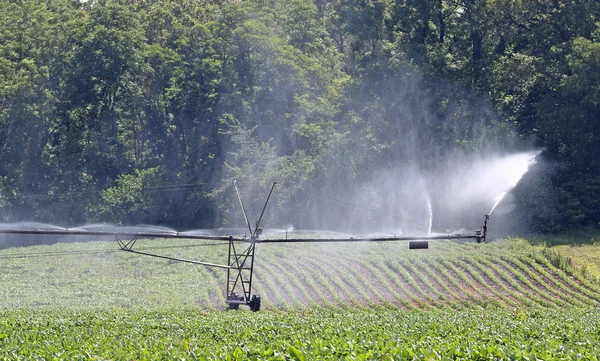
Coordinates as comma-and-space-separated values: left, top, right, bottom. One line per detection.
552, 243, 600, 283
525, 228, 600, 283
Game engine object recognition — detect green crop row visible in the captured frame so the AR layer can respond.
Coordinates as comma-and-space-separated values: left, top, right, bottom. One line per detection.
1, 308, 600, 360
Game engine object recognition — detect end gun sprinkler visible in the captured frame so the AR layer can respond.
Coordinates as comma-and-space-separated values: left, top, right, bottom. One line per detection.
476, 214, 490, 243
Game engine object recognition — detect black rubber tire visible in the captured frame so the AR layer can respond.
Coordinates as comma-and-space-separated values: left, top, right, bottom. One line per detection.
228, 302, 239, 310
249, 295, 261, 312
227, 292, 240, 310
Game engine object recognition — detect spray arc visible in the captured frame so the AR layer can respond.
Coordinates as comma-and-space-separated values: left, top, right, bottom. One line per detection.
0, 181, 490, 312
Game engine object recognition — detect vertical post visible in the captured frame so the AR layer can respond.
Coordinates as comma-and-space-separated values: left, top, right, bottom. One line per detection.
483, 214, 489, 243
245, 242, 256, 301
226, 236, 234, 305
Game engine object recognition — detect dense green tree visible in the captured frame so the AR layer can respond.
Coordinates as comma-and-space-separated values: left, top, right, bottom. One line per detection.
0, 0, 598, 232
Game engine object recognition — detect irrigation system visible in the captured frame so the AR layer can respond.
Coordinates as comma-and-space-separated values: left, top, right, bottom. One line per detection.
0, 181, 490, 312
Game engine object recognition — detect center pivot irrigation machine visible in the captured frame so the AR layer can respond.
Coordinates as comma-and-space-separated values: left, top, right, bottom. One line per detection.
0, 181, 490, 312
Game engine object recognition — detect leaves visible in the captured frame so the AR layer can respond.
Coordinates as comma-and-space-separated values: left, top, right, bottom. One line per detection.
0, 0, 599, 232
287, 345, 306, 361
0, 307, 599, 359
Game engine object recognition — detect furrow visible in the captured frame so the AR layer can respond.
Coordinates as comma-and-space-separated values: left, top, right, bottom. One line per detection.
388, 259, 437, 309
259, 259, 307, 308
282, 255, 339, 308
464, 255, 544, 307
465, 257, 533, 308
383, 259, 431, 310
265, 259, 321, 308
481, 257, 563, 308
507, 256, 591, 307
361, 259, 417, 309
300, 256, 361, 308
530, 253, 600, 303
445, 258, 519, 308
436, 259, 493, 307
397, 260, 441, 300
490, 256, 569, 308
413, 258, 473, 308
314, 254, 380, 308
249, 277, 279, 311
463, 256, 551, 308
252, 263, 292, 310
337, 255, 402, 309
401, 259, 461, 310
426, 259, 485, 308
364, 259, 422, 310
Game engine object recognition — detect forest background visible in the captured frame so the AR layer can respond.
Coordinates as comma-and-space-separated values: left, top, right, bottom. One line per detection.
0, 0, 599, 234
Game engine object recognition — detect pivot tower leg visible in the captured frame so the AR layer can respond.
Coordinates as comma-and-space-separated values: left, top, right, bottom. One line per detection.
226, 237, 260, 311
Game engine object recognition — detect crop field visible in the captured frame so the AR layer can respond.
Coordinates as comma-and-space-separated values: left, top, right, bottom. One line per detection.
1, 237, 600, 359
1, 237, 599, 310
1, 308, 600, 360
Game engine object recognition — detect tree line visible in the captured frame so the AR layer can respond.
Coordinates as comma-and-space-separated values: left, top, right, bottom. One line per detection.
0, 0, 599, 233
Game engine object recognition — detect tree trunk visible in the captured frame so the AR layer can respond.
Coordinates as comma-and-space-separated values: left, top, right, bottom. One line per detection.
438, 0, 445, 43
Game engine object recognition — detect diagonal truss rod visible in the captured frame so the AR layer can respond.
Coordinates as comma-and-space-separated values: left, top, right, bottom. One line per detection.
115, 235, 233, 269
113, 234, 259, 306
254, 182, 277, 238
234, 180, 253, 236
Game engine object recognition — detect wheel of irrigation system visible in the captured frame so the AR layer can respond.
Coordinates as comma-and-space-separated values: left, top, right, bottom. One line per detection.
249, 295, 261, 312
227, 292, 240, 310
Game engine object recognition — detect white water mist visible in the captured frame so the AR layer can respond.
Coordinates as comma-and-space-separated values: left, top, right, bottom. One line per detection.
430, 150, 541, 231
298, 150, 542, 236
426, 196, 433, 236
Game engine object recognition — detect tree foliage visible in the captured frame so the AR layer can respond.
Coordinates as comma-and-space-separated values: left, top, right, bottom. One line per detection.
0, 0, 598, 232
